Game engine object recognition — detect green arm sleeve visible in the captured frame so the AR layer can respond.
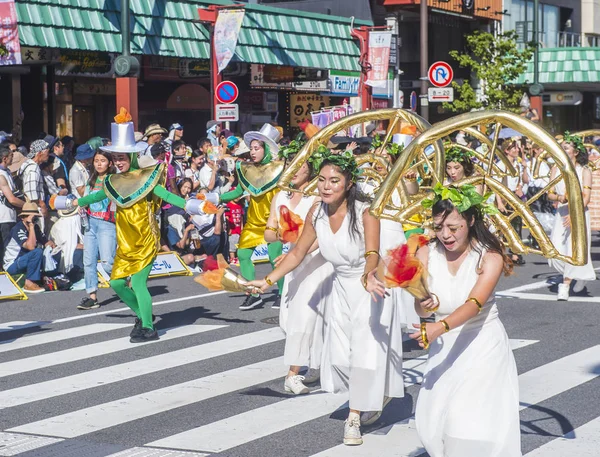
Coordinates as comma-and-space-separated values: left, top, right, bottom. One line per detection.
220, 185, 244, 203
153, 185, 186, 209
77, 188, 107, 207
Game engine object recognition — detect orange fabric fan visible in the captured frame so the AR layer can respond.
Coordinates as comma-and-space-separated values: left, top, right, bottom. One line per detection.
298, 119, 320, 139
49, 195, 58, 211
279, 206, 304, 243
194, 254, 229, 291
202, 201, 219, 215
196, 193, 206, 201
400, 125, 417, 135
114, 107, 132, 124
382, 234, 431, 299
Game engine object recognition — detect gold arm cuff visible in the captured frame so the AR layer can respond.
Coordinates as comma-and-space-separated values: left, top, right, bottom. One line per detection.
466, 297, 483, 313
265, 226, 278, 233
584, 185, 592, 190
440, 319, 450, 333
420, 322, 430, 350
264, 276, 274, 286
364, 250, 379, 259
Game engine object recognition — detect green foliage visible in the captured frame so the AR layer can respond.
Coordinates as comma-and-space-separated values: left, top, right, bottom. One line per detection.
422, 183, 499, 215
442, 30, 534, 113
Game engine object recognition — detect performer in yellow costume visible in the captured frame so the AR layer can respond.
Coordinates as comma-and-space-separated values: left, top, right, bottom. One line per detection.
68, 111, 190, 342
220, 124, 284, 310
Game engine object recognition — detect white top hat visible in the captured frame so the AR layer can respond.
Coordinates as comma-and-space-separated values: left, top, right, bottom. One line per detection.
101, 122, 147, 154
392, 133, 414, 149
243, 124, 281, 156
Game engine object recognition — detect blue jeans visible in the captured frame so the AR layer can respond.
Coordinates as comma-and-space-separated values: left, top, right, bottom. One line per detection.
7, 248, 43, 281
83, 217, 116, 294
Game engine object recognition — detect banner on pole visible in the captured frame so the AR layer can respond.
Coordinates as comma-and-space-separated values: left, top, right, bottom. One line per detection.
365, 31, 392, 88
0, 0, 22, 65
215, 9, 245, 74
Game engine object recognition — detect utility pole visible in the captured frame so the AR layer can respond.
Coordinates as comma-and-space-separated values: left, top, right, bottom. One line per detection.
529, 0, 543, 122
387, 14, 401, 108
419, 0, 429, 120
114, 0, 140, 127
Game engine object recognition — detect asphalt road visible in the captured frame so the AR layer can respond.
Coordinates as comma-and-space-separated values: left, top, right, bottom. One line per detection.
0, 234, 599, 456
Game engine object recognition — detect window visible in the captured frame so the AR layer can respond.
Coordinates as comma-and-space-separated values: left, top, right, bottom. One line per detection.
505, 0, 559, 48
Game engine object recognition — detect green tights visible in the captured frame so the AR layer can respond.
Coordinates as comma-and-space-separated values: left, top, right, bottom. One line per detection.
238, 242, 284, 294
110, 262, 154, 330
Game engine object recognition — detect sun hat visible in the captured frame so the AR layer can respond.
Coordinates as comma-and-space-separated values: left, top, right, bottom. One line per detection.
142, 124, 167, 140
19, 200, 41, 217
169, 123, 184, 131
8, 151, 27, 173
233, 139, 250, 156
75, 143, 95, 161
243, 124, 281, 155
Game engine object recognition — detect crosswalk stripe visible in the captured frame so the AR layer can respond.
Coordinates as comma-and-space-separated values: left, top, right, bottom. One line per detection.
106, 448, 208, 457
0, 432, 63, 456
0, 321, 50, 333
147, 390, 348, 453
0, 325, 225, 378
0, 323, 131, 353
0, 328, 284, 409
497, 291, 600, 303
310, 344, 600, 456
8, 357, 288, 438
523, 416, 600, 456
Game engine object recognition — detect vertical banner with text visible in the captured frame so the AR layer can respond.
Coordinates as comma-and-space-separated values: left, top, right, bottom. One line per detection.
215, 9, 245, 74
365, 31, 391, 88
0, 0, 21, 65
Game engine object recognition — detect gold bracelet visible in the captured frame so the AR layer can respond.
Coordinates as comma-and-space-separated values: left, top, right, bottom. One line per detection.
265, 226, 278, 233
264, 276, 274, 286
420, 322, 430, 350
466, 297, 483, 313
404, 176, 417, 182
361, 273, 368, 290
439, 319, 450, 333
364, 250, 379, 259
584, 185, 592, 190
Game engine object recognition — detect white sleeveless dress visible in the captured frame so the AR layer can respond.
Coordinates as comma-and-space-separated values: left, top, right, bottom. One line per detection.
548, 164, 595, 281
275, 192, 334, 369
416, 243, 521, 457
315, 201, 404, 411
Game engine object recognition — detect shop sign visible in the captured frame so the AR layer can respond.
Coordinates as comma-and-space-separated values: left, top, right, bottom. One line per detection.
73, 83, 116, 96
290, 94, 330, 128
20, 47, 114, 77
372, 99, 389, 109
542, 91, 583, 106
250, 64, 329, 91
262, 65, 328, 83
0, 0, 21, 65
328, 70, 360, 96
144, 56, 210, 81
366, 31, 392, 88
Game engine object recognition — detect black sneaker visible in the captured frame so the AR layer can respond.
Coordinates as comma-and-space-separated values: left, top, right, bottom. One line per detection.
239, 295, 263, 311
130, 327, 159, 343
130, 314, 158, 338
77, 297, 99, 310
271, 296, 281, 309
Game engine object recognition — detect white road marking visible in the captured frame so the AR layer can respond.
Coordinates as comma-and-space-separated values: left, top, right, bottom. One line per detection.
9, 357, 288, 438
0, 325, 224, 378
497, 291, 600, 303
106, 448, 208, 457
0, 323, 131, 353
0, 432, 63, 456
0, 328, 282, 409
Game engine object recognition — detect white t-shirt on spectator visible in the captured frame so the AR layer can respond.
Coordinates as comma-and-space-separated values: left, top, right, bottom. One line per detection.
69, 161, 90, 197
0, 168, 17, 223
199, 164, 214, 189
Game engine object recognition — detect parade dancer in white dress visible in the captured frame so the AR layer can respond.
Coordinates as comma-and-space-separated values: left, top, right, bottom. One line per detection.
410, 185, 521, 457
249, 148, 402, 446
264, 146, 334, 395
548, 133, 594, 300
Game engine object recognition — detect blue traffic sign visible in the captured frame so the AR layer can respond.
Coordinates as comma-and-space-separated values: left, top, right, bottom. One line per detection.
215, 81, 239, 104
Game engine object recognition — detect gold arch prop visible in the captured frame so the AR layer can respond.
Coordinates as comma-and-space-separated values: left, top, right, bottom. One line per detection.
372, 110, 587, 265
278, 109, 442, 196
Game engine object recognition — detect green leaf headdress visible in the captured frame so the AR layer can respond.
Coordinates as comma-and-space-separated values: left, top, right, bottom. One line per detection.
308, 145, 361, 182
422, 183, 499, 215
279, 139, 305, 162
386, 142, 404, 157
370, 134, 383, 150
562, 131, 587, 156
445, 143, 474, 164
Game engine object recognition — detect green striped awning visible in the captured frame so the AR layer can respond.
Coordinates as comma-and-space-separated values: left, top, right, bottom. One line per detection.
515, 48, 600, 84
15, 0, 370, 71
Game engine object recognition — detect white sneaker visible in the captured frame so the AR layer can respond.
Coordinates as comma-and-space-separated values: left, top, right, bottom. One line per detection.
343, 417, 363, 446
284, 375, 309, 395
557, 283, 569, 301
303, 368, 320, 384
572, 280, 587, 293
360, 396, 393, 426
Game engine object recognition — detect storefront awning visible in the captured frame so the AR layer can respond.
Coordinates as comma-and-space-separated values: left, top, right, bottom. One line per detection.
15, 0, 370, 72
515, 48, 600, 85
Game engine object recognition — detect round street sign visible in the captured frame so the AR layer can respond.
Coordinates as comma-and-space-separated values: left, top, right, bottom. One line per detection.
215, 81, 239, 104
410, 91, 417, 111
428, 61, 453, 88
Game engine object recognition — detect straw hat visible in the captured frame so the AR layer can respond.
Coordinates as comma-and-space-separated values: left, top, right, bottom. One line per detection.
19, 200, 41, 217
9, 151, 27, 173
143, 124, 167, 140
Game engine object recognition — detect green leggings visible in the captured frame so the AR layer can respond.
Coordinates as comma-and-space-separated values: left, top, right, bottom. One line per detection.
238, 242, 284, 294
110, 262, 154, 330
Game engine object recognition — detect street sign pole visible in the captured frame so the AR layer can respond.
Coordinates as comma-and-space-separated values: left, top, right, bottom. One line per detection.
420, 0, 429, 121
198, 6, 222, 121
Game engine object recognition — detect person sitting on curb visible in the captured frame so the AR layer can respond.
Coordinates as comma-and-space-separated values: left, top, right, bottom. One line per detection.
2, 201, 47, 293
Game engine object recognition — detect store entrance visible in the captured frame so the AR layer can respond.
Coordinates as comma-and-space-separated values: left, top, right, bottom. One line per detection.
73, 106, 95, 143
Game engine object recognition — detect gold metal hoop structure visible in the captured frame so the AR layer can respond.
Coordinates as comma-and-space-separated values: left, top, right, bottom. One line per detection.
278, 109, 441, 196
371, 110, 587, 265
556, 130, 600, 171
